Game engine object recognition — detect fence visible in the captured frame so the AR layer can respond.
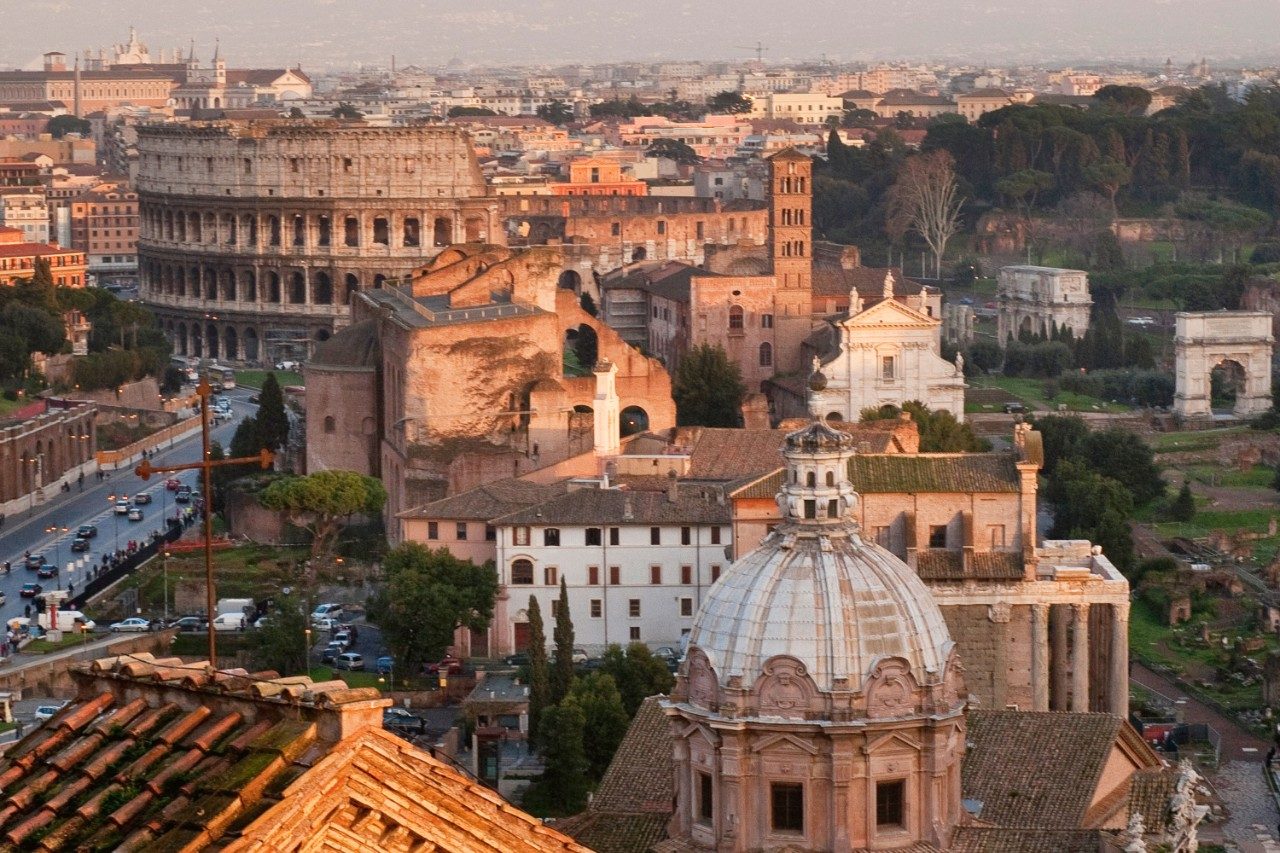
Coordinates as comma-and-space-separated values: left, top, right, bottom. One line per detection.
67, 518, 187, 610
95, 413, 203, 470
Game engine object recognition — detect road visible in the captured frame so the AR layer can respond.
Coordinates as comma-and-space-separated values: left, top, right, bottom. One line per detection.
0, 386, 259, 623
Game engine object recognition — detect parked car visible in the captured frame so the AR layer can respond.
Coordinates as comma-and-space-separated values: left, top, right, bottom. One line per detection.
375, 656, 395, 675
312, 616, 335, 632
426, 655, 463, 675
321, 642, 346, 664
133, 492, 152, 505
275, 360, 299, 371
33, 701, 69, 723
503, 652, 530, 667
114, 499, 130, 515
109, 617, 152, 632
77, 524, 97, 538
334, 652, 365, 671
211, 613, 246, 632
169, 615, 207, 632
20, 583, 41, 598
311, 603, 344, 620
24, 554, 45, 570
572, 647, 588, 664
382, 707, 425, 732
36, 564, 56, 579
127, 508, 144, 522
1003, 402, 1027, 414
164, 478, 182, 491
70, 537, 90, 553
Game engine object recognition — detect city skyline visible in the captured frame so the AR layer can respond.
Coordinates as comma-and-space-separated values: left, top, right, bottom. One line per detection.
6, 0, 1280, 70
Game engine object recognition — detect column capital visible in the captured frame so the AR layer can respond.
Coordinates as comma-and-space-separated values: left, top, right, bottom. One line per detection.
1072, 601, 1090, 618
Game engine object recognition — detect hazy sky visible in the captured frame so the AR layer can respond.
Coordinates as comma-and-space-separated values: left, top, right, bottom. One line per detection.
5, 0, 1280, 70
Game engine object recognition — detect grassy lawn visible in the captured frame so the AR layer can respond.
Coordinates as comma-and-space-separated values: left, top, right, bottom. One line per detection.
0, 397, 23, 418
967, 375, 1128, 413
1149, 507, 1280, 541
235, 370, 303, 389
1174, 463, 1275, 489
1147, 428, 1248, 454
309, 665, 385, 690
23, 632, 96, 654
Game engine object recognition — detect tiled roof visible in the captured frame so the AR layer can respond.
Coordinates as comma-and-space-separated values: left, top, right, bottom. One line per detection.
963, 711, 1127, 830
399, 478, 569, 520
682, 427, 788, 480
917, 550, 1025, 582
949, 827, 1102, 852
733, 453, 1020, 500
0, 242, 82, 259
1126, 768, 1176, 834
494, 486, 731, 527
812, 265, 931, 300
560, 697, 673, 852
601, 260, 709, 304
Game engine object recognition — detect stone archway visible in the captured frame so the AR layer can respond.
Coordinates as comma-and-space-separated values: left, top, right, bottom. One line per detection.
1174, 311, 1274, 419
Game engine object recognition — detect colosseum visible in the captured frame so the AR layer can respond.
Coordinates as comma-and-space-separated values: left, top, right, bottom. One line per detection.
136, 121, 500, 365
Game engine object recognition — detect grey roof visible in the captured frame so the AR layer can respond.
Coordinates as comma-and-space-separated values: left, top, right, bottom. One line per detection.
493, 487, 731, 527
398, 479, 569, 520
307, 319, 379, 370
361, 286, 545, 330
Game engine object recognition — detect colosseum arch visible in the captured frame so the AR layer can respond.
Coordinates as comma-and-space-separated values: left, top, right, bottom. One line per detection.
313, 271, 333, 305
205, 323, 219, 359
224, 327, 239, 361
243, 328, 260, 362
288, 272, 306, 304
344, 273, 359, 302
241, 270, 257, 302
176, 323, 188, 355
191, 324, 203, 357
267, 272, 282, 303
433, 217, 452, 247
1173, 311, 1274, 419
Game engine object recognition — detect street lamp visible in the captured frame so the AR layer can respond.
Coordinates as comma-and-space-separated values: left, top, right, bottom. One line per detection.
44, 525, 68, 578
162, 550, 171, 622
107, 493, 120, 554
303, 626, 312, 677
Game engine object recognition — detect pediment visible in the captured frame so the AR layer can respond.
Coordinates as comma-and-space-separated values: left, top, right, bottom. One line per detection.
841, 297, 938, 329
750, 732, 821, 756
864, 729, 923, 754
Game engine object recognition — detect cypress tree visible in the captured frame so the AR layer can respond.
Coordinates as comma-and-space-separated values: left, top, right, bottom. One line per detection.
1170, 481, 1195, 522
527, 596, 549, 746
552, 579, 575, 704
538, 701, 589, 813
255, 373, 290, 451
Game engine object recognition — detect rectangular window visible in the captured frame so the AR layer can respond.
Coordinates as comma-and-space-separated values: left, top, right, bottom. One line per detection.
657, 220, 666, 235
586, 527, 602, 546
427, 521, 438, 540
681, 565, 692, 585
590, 599, 602, 618
696, 221, 705, 240
544, 566, 558, 586
610, 566, 621, 585
589, 565, 600, 585
609, 527, 620, 545
681, 598, 694, 617
803, 500, 816, 519
989, 524, 1006, 548
771, 783, 804, 833
485, 524, 496, 542
881, 356, 895, 380
761, 313, 773, 328
650, 565, 662, 585
698, 772, 713, 822
456, 522, 468, 541
710, 526, 722, 545
876, 780, 905, 829
630, 626, 641, 641
544, 528, 560, 546
650, 527, 661, 545
875, 526, 890, 548
711, 565, 721, 582
514, 526, 530, 546
611, 222, 620, 236
929, 525, 947, 548
681, 526, 691, 545
629, 599, 641, 618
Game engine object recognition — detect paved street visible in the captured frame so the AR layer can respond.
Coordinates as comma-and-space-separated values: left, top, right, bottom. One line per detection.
0, 387, 258, 624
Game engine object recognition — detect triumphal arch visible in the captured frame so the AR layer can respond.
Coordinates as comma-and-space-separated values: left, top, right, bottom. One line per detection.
1173, 311, 1273, 419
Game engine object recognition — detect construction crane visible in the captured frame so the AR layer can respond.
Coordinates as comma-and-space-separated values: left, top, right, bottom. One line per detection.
735, 42, 769, 63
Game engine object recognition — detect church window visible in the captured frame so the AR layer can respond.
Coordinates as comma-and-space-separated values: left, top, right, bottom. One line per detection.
322, 416, 335, 434
544, 528, 560, 546
759, 342, 773, 367
881, 356, 896, 380
929, 525, 948, 548
797, 176, 806, 193
876, 780, 905, 829
586, 527, 602, 546
511, 559, 534, 585
729, 305, 744, 331
797, 240, 805, 256
761, 313, 773, 328
771, 782, 804, 833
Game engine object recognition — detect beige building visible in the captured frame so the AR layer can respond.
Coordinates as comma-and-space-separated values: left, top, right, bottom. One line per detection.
997, 265, 1093, 342
954, 88, 1015, 121
750, 92, 844, 125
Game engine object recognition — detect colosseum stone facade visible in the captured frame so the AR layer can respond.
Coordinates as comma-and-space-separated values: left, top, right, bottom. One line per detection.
136, 121, 500, 365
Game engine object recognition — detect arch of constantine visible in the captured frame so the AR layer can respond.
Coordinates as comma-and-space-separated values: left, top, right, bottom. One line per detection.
1173, 311, 1273, 419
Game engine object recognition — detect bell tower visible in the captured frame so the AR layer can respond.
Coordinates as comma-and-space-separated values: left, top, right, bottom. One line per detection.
768, 148, 814, 371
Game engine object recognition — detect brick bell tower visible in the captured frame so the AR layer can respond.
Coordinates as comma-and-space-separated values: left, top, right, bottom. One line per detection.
768, 148, 814, 371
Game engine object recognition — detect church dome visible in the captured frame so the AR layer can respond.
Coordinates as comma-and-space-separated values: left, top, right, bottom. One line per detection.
683, 420, 956, 713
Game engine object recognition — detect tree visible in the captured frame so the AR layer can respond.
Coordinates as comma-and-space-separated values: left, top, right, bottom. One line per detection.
259, 470, 386, 557
1092, 85, 1153, 117
369, 543, 498, 679
255, 373, 290, 450
1081, 427, 1164, 506
47, 115, 91, 138
646, 138, 701, 166
552, 579, 575, 704
995, 169, 1054, 258
886, 149, 964, 279
248, 595, 308, 675
707, 90, 753, 114
673, 343, 746, 427
1, 303, 64, 355
160, 365, 185, 394
1029, 414, 1089, 476
331, 102, 363, 120
527, 596, 550, 745
0, 331, 28, 380
568, 673, 630, 780
578, 292, 598, 317
537, 702, 589, 813
1044, 460, 1136, 571
600, 643, 675, 716
572, 323, 598, 371
1169, 481, 1196, 522
1084, 158, 1131, 215
860, 402, 989, 452
535, 99, 574, 125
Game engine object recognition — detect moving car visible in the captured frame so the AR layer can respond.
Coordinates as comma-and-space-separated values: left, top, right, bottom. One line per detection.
165, 479, 181, 491
70, 537, 90, 552
24, 554, 45, 570
133, 493, 152, 506
36, 564, 56, 579
311, 616, 335, 632
427, 656, 463, 675
77, 524, 97, 538
33, 701, 69, 723
332, 629, 352, 647
110, 617, 152, 632
334, 652, 364, 671
114, 499, 130, 515
174, 488, 191, 504
169, 615, 207, 632
211, 613, 246, 632
20, 583, 41, 597
503, 652, 530, 667
127, 508, 144, 522
311, 603, 344, 620
321, 642, 346, 664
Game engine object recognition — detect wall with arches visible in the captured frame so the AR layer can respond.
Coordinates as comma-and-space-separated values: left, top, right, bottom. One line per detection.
0, 402, 97, 507
1173, 311, 1274, 419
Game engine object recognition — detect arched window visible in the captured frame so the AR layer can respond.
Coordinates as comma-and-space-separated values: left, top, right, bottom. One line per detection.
806, 471, 816, 487
759, 342, 773, 367
511, 559, 534, 585
729, 305, 744, 331
323, 416, 336, 434
825, 471, 835, 486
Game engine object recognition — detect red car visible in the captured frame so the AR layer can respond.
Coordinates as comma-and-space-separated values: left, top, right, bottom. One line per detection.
165, 478, 182, 491
427, 656, 464, 675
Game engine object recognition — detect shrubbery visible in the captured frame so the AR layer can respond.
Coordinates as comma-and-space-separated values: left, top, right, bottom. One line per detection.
1058, 369, 1174, 408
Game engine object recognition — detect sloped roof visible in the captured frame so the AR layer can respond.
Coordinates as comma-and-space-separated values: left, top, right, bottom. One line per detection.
811, 264, 932, 301
682, 423, 902, 482
733, 453, 1021, 501
494, 486, 731, 527
398, 478, 569, 520
949, 828, 1102, 852
878, 89, 955, 105
308, 319, 380, 371
601, 259, 708, 303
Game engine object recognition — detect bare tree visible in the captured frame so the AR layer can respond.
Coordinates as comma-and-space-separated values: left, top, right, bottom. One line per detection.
887, 150, 964, 280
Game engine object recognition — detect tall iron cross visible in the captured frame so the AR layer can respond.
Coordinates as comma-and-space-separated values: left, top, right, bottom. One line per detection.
134, 380, 273, 662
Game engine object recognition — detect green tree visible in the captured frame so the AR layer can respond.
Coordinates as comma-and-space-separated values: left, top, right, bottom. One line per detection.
1045, 459, 1136, 570
1, 303, 64, 355
860, 402, 989, 452
1084, 158, 1131, 215
1081, 427, 1164, 506
535, 99, 574, 125
600, 643, 675, 716
331, 103, 363, 119
47, 115, 91, 138
368, 543, 498, 678
255, 373, 290, 450
1169, 481, 1195, 522
248, 595, 308, 675
572, 323, 598, 371
707, 90, 753, 114
1029, 414, 1089, 476
1092, 85, 1153, 116
552, 579, 575, 704
0, 331, 28, 380
537, 702, 589, 813
646, 138, 701, 165
568, 673, 630, 780
259, 470, 387, 557
673, 343, 746, 427
160, 365, 185, 394
527, 595, 550, 745
578, 292, 598, 317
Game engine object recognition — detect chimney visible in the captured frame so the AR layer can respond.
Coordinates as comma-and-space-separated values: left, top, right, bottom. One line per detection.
666, 470, 679, 503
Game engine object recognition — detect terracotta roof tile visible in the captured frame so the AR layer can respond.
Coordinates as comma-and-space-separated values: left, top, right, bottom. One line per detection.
950, 827, 1102, 852
55, 692, 114, 731
155, 704, 211, 744
495, 487, 730, 527
185, 709, 244, 751
848, 454, 1020, 493
400, 478, 569, 520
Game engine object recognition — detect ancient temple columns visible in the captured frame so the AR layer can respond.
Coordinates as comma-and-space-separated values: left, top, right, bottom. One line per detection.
1110, 602, 1129, 717
1031, 603, 1050, 711
1071, 603, 1090, 712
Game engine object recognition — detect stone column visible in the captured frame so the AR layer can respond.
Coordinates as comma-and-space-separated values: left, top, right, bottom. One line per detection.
1110, 602, 1129, 717
1031, 603, 1050, 711
1071, 603, 1090, 712
1051, 604, 1069, 710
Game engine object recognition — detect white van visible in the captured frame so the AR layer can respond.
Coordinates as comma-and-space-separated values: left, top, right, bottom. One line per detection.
211, 612, 247, 632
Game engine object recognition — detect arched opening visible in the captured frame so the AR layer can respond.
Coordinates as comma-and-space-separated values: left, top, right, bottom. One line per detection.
373, 217, 389, 245
620, 405, 649, 437
806, 471, 816, 487
511, 559, 534, 585
759, 342, 773, 367
293, 214, 306, 247
224, 326, 238, 361
323, 415, 336, 434
1210, 359, 1247, 411
267, 215, 280, 246
344, 216, 359, 247
204, 269, 217, 300
243, 328, 259, 362
1017, 315, 1035, 341
221, 270, 236, 302
289, 272, 306, 304
206, 323, 219, 359
464, 216, 484, 242
568, 323, 597, 372
344, 273, 359, 302
729, 305, 744, 331
433, 217, 452, 247
176, 323, 188, 356
826, 471, 835, 486
316, 329, 331, 342
557, 269, 582, 292
403, 217, 420, 247
317, 215, 331, 247
242, 270, 256, 302
373, 274, 386, 289
631, 246, 647, 262
267, 271, 281, 303
313, 272, 333, 305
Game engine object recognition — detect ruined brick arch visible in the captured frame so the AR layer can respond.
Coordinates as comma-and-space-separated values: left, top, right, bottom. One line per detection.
242, 327, 259, 361
620, 404, 649, 436
176, 323, 188, 356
